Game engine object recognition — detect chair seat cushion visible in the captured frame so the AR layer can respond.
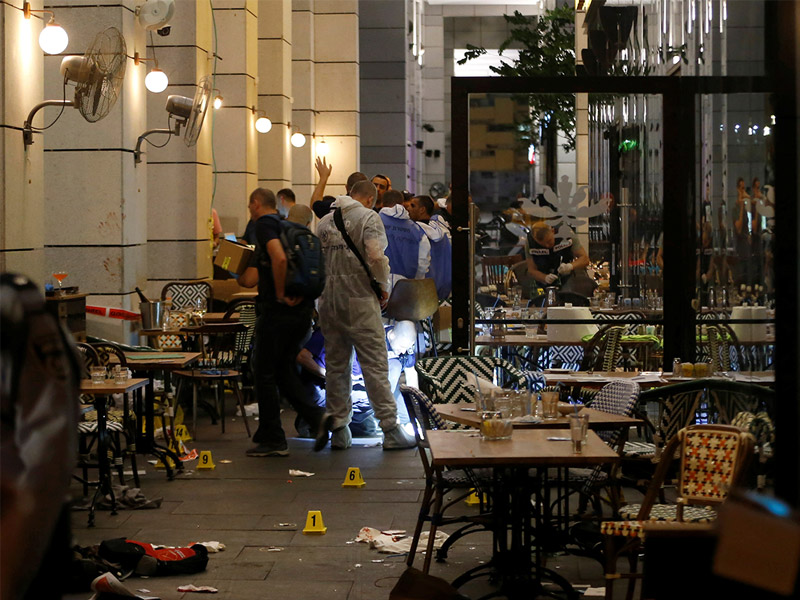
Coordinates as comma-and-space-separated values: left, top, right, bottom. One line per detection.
174, 369, 240, 379
442, 467, 493, 487
617, 503, 717, 522
623, 441, 656, 457
78, 421, 124, 434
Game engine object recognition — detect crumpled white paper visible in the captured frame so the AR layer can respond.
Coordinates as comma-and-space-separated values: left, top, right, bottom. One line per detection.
176, 584, 218, 593
189, 541, 226, 553
288, 469, 315, 477
355, 526, 448, 553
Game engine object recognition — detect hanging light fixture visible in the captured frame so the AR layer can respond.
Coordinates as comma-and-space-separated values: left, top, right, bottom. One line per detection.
135, 51, 169, 93
24, 2, 69, 54
291, 131, 306, 148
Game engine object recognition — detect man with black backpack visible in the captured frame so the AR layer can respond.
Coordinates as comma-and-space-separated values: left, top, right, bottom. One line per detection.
238, 188, 326, 457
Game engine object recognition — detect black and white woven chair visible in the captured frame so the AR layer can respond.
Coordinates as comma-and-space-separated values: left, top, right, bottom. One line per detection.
400, 386, 492, 573
415, 355, 527, 412
566, 380, 641, 516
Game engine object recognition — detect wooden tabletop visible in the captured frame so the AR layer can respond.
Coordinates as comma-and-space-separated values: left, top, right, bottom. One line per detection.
80, 378, 149, 394
475, 334, 658, 348
231, 291, 258, 300
427, 429, 619, 468
202, 312, 240, 323
123, 352, 201, 369
435, 403, 643, 429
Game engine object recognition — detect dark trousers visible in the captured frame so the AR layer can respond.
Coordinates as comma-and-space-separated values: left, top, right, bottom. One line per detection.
252, 303, 323, 445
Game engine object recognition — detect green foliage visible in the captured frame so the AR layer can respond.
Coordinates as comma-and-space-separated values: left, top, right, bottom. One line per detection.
457, 6, 577, 152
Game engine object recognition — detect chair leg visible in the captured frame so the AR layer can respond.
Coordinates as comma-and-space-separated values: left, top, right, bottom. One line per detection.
215, 382, 224, 433
625, 552, 639, 600
407, 481, 435, 568
422, 483, 446, 574
192, 381, 199, 440
232, 379, 251, 437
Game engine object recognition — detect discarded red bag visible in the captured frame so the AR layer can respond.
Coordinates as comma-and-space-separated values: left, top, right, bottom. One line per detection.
99, 538, 209, 577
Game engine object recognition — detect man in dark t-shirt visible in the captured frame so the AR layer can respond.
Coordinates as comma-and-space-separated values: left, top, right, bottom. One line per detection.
238, 188, 324, 457
525, 222, 590, 291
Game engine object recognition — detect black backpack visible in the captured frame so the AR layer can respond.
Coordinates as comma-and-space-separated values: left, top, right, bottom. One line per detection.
260, 216, 326, 300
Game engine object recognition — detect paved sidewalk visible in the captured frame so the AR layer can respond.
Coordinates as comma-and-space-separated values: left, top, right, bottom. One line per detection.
66, 409, 612, 600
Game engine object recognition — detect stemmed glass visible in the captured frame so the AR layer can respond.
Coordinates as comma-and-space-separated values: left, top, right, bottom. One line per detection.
53, 271, 68, 293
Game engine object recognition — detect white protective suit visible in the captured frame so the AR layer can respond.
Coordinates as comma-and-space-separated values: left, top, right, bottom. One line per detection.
317, 195, 399, 432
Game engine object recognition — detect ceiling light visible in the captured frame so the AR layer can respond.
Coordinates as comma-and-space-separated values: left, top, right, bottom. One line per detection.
145, 68, 169, 93
291, 132, 306, 148
316, 138, 328, 157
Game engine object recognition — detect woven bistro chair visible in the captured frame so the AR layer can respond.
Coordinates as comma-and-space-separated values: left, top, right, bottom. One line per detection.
400, 386, 492, 574
601, 424, 754, 600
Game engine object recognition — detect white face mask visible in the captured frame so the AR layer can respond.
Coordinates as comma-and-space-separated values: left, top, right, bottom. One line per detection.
278, 201, 289, 218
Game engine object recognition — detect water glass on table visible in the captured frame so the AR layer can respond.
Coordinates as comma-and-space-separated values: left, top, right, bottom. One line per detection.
569, 413, 589, 453
480, 410, 513, 441
541, 391, 559, 420
90, 366, 106, 385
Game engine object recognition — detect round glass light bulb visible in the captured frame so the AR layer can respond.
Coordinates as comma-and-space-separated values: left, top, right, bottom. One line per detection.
291, 132, 306, 148
255, 116, 272, 133
316, 139, 329, 157
213, 96, 223, 110
39, 22, 68, 55
145, 68, 169, 93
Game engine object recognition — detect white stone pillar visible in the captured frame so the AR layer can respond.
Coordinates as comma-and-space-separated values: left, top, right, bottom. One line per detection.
41, 2, 147, 342
144, 1, 214, 298
1, 0, 45, 283
258, 0, 292, 194
290, 0, 316, 202
212, 0, 259, 236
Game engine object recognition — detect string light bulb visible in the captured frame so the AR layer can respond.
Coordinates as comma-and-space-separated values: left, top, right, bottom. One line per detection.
213, 95, 223, 110
316, 138, 329, 157
255, 115, 272, 133
291, 132, 306, 148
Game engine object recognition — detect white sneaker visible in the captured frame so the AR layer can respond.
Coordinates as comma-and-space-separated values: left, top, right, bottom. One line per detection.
382, 425, 416, 450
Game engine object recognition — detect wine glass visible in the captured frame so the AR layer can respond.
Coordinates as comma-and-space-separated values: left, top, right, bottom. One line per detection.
194, 298, 207, 322
53, 271, 68, 293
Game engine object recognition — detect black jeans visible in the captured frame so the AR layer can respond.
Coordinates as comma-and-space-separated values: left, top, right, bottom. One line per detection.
251, 303, 323, 446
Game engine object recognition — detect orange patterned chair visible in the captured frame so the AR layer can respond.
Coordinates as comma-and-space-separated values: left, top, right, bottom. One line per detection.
600, 424, 754, 600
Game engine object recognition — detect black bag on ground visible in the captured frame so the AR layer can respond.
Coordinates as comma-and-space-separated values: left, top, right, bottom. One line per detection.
389, 567, 470, 600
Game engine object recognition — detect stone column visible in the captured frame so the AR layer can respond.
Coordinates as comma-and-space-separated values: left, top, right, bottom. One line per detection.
258, 0, 292, 194
290, 0, 316, 202
41, 2, 147, 342
212, 0, 259, 235
145, 1, 214, 298
359, 0, 406, 190
1, 0, 45, 283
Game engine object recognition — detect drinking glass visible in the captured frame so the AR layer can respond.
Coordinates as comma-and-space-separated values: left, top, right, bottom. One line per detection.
480, 410, 513, 441
541, 391, 559, 419
569, 413, 589, 453
53, 271, 68, 293
90, 366, 106, 385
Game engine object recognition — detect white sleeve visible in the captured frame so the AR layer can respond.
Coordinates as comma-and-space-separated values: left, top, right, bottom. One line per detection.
363, 212, 391, 288
416, 234, 431, 279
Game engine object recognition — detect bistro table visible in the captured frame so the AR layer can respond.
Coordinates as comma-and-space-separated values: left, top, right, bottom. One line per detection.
435, 402, 643, 430
123, 352, 201, 478
425, 429, 619, 599
79, 377, 149, 525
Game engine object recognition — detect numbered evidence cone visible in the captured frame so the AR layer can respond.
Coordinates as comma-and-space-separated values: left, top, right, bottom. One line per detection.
302, 510, 327, 535
464, 489, 486, 506
154, 455, 176, 469
196, 450, 216, 470
174, 424, 192, 442
341, 467, 366, 488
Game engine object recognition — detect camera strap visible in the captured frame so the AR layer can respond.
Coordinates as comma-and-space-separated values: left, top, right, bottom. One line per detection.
333, 208, 383, 301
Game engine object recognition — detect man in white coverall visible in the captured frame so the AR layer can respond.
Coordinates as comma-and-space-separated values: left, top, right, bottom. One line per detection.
314, 179, 416, 451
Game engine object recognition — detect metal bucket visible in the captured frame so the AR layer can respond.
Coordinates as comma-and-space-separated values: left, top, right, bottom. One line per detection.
140, 301, 165, 330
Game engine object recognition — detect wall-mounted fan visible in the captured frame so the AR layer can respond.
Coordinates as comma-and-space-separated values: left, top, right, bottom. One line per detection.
429, 181, 448, 199
136, 0, 175, 31
134, 75, 212, 164
23, 27, 127, 146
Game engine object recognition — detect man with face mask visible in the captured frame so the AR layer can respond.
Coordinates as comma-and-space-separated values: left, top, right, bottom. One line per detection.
371, 174, 391, 211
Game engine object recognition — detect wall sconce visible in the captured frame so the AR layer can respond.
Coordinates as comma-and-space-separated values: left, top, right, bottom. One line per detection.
135, 51, 169, 93
291, 131, 306, 148
213, 90, 223, 110
316, 137, 329, 157
24, 2, 68, 54
253, 109, 272, 133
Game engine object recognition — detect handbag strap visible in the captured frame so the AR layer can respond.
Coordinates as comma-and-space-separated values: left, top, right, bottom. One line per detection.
333, 207, 376, 283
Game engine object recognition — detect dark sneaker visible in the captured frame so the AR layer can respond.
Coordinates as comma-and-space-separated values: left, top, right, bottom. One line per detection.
246, 443, 289, 457
313, 413, 334, 452
382, 425, 416, 450
331, 426, 352, 450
